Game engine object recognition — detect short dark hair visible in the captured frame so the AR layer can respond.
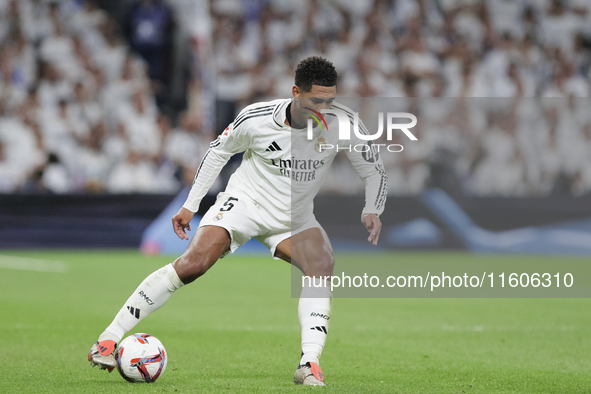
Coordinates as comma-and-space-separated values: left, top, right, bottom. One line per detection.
295, 56, 338, 92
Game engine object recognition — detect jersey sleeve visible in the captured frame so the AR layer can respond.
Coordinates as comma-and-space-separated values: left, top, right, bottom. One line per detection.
345, 119, 388, 216
182, 119, 251, 212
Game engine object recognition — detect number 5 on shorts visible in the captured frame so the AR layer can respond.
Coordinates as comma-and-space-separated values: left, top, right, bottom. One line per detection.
220, 197, 238, 212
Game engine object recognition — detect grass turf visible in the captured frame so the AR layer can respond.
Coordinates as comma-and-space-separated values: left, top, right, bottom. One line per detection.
0, 250, 590, 393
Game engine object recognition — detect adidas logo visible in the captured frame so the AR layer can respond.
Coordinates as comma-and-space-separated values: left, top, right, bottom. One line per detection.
127, 306, 140, 319
310, 326, 327, 334
265, 141, 282, 152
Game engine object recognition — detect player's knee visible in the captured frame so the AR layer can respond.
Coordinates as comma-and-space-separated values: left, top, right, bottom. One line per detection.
308, 252, 334, 277
322, 253, 335, 274
173, 253, 214, 284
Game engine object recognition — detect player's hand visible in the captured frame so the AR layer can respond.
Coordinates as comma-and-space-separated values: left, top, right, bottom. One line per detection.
172, 207, 195, 240
361, 213, 382, 246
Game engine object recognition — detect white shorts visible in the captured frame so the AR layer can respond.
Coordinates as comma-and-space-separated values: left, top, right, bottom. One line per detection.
198, 192, 321, 259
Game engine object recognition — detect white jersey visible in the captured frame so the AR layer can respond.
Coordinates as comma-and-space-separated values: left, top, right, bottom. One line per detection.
183, 98, 387, 229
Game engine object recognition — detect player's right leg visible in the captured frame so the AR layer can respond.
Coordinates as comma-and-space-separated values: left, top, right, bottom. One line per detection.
88, 225, 230, 371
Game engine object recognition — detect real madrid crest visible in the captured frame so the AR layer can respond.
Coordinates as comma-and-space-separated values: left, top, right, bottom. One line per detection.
314, 137, 326, 153
213, 212, 224, 221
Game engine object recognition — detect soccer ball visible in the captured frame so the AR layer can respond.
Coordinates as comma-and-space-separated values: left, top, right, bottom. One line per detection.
116, 333, 167, 383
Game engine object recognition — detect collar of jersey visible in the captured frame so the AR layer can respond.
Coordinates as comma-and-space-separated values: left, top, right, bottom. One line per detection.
274, 99, 304, 131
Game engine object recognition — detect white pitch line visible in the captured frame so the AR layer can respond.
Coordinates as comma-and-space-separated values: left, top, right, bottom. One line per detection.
0, 255, 68, 273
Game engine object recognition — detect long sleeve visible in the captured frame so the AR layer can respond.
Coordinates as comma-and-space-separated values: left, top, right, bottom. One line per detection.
182, 121, 250, 212
345, 130, 388, 217
360, 160, 388, 216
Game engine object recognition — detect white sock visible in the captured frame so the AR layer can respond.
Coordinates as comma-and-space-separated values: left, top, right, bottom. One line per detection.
298, 283, 333, 365
100, 263, 184, 343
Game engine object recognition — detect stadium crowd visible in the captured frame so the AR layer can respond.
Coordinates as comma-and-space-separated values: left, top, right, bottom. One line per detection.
0, 0, 210, 194
1, 0, 591, 196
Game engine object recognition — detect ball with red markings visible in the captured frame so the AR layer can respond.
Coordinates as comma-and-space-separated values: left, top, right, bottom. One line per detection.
116, 333, 167, 383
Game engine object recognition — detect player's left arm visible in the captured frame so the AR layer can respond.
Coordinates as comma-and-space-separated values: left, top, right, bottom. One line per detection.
345, 128, 388, 246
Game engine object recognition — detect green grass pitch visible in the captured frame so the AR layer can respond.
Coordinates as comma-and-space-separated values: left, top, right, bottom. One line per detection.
1, 250, 590, 393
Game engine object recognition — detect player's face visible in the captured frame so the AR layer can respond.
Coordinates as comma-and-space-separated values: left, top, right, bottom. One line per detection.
292, 84, 336, 126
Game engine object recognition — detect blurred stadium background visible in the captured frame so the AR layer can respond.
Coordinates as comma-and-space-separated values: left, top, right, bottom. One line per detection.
3, 1, 591, 392
1, 0, 591, 251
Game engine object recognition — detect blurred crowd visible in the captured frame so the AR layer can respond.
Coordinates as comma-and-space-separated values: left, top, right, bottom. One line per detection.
322, 97, 591, 197
1, 0, 591, 196
0, 0, 210, 194
212, 0, 591, 102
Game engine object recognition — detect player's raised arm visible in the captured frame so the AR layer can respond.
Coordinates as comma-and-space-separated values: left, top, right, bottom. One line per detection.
173, 121, 250, 239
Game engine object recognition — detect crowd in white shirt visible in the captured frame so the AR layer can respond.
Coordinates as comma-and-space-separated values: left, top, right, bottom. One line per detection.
212, 0, 591, 102
0, 0, 210, 194
1, 0, 591, 196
